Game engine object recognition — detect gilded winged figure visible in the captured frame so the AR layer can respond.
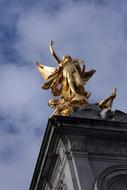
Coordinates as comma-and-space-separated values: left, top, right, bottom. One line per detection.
37, 41, 96, 116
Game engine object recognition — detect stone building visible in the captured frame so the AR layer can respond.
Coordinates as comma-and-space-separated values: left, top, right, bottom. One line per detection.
29, 105, 127, 190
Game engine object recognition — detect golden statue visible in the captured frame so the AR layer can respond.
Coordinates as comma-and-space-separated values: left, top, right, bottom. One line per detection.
97, 88, 117, 110
37, 41, 96, 116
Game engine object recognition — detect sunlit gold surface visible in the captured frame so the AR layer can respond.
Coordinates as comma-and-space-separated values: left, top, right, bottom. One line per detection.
37, 41, 96, 116
97, 88, 117, 110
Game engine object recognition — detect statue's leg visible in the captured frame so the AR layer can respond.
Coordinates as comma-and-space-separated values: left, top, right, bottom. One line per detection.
66, 73, 76, 94
73, 70, 83, 86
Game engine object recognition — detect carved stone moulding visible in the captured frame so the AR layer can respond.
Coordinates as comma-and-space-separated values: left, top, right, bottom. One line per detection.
95, 164, 127, 190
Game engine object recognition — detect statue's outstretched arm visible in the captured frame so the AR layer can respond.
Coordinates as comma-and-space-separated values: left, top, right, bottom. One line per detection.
49, 41, 61, 64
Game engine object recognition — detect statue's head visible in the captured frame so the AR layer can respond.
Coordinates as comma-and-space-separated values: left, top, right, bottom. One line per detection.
62, 55, 72, 63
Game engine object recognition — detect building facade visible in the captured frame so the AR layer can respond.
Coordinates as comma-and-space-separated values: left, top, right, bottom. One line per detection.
30, 105, 127, 190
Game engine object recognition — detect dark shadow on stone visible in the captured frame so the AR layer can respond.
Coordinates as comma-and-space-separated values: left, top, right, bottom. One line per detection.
71, 104, 101, 119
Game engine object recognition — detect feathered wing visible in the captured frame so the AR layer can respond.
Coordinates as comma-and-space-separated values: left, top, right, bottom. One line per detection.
82, 69, 96, 85
36, 62, 56, 80
97, 88, 117, 109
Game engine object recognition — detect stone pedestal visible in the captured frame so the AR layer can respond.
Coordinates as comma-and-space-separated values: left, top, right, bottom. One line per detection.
30, 106, 127, 190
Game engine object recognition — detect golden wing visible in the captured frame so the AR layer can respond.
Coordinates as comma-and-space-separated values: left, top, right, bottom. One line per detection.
98, 88, 117, 110
36, 62, 56, 80
82, 69, 96, 85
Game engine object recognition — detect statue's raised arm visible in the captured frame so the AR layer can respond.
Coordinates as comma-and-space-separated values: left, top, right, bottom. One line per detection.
37, 41, 97, 116
49, 41, 61, 64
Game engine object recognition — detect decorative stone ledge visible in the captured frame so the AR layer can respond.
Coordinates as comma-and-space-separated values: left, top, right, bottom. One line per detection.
29, 107, 127, 190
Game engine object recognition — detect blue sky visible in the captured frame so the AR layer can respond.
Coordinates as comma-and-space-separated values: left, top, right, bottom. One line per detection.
0, 0, 127, 189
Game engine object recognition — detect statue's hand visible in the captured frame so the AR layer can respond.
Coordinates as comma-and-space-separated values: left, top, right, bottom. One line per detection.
79, 59, 85, 65
50, 40, 54, 46
81, 60, 85, 64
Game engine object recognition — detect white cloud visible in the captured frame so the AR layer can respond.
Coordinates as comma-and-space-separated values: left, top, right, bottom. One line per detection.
16, 1, 127, 111
0, 132, 41, 190
0, 63, 51, 189
0, 64, 50, 118
1, 0, 127, 190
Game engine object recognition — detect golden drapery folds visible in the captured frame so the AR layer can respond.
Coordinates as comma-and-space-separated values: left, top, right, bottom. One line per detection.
37, 41, 116, 116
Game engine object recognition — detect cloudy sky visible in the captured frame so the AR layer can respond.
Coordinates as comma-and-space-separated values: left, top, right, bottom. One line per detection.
0, 0, 127, 189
